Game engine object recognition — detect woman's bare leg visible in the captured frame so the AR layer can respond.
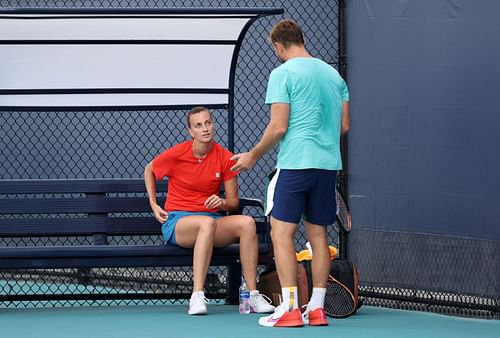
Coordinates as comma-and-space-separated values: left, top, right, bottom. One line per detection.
213, 215, 258, 290
175, 216, 217, 291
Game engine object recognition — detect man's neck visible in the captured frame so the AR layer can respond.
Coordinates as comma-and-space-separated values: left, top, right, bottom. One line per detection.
282, 45, 311, 62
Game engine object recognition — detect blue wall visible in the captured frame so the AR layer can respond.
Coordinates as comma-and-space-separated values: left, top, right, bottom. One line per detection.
347, 0, 500, 298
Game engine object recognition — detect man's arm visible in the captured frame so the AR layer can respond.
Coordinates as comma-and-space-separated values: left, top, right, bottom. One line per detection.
144, 161, 168, 223
341, 101, 350, 135
230, 103, 289, 171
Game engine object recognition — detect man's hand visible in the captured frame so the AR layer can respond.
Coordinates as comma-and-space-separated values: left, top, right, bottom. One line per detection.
230, 104, 289, 172
151, 203, 168, 224
204, 194, 225, 210
230, 152, 257, 172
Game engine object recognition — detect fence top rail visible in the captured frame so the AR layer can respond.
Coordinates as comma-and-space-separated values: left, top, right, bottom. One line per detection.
0, 8, 284, 16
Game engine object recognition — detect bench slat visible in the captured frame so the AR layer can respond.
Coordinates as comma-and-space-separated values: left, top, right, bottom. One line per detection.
0, 217, 160, 235
0, 219, 270, 237
0, 178, 166, 194
0, 243, 271, 269
0, 196, 154, 214
0, 244, 233, 258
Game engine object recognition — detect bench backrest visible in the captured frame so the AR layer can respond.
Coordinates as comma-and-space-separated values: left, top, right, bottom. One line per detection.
0, 179, 165, 238
0, 179, 268, 245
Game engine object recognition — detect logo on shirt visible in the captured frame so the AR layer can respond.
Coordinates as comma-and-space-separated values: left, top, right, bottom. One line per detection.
215, 172, 221, 178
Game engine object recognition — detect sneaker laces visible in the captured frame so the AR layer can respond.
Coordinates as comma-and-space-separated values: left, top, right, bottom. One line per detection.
274, 301, 291, 313
253, 293, 273, 305
191, 293, 209, 304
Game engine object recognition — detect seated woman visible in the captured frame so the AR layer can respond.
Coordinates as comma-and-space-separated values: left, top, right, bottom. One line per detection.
144, 106, 274, 315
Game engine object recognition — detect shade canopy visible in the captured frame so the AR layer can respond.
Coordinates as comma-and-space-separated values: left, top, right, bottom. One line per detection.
0, 8, 283, 110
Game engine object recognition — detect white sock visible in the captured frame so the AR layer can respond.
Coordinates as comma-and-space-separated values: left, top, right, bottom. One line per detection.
250, 290, 259, 297
281, 287, 298, 310
308, 287, 326, 310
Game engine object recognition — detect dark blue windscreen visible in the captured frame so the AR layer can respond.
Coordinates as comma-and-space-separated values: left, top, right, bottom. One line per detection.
347, 0, 500, 299
347, 0, 500, 241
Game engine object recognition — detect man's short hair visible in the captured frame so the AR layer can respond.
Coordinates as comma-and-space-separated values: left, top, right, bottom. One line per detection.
187, 106, 212, 128
268, 19, 305, 48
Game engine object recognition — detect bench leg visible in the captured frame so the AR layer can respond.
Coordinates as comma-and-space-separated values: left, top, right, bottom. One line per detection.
227, 263, 242, 305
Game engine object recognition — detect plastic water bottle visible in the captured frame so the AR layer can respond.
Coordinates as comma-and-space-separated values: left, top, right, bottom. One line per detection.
239, 277, 250, 314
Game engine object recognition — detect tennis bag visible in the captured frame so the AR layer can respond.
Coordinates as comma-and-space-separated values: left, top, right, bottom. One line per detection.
301, 259, 360, 318
326, 259, 361, 318
258, 259, 360, 318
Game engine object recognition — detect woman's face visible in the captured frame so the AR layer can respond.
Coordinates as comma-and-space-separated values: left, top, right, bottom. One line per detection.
188, 110, 214, 143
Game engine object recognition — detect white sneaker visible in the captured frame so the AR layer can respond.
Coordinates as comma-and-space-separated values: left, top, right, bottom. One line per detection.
188, 291, 208, 315
249, 292, 275, 313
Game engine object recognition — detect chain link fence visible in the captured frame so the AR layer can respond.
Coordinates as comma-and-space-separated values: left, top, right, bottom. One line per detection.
0, 0, 342, 308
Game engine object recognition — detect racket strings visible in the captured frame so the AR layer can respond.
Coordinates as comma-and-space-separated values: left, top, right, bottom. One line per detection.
335, 187, 352, 231
325, 278, 355, 317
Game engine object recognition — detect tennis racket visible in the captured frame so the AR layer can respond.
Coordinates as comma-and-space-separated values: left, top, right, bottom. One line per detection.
335, 186, 352, 232
324, 274, 357, 318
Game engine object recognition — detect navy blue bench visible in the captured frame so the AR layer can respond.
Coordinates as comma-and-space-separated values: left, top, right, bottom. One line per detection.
0, 179, 272, 305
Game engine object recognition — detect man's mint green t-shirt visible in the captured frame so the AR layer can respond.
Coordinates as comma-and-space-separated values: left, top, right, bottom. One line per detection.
265, 57, 349, 170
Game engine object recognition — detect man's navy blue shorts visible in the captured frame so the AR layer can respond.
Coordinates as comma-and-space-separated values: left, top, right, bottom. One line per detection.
266, 169, 337, 226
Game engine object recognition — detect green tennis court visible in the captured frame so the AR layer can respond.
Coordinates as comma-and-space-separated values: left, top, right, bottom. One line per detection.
1, 305, 498, 338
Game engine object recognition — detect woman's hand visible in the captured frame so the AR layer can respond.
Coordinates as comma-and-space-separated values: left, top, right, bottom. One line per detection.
151, 203, 168, 223
204, 194, 226, 210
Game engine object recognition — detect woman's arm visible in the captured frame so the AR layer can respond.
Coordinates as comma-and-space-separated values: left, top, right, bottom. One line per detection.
221, 176, 240, 211
144, 161, 168, 223
203, 176, 240, 212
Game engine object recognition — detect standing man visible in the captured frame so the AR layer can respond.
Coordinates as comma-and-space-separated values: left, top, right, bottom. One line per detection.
231, 19, 350, 327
